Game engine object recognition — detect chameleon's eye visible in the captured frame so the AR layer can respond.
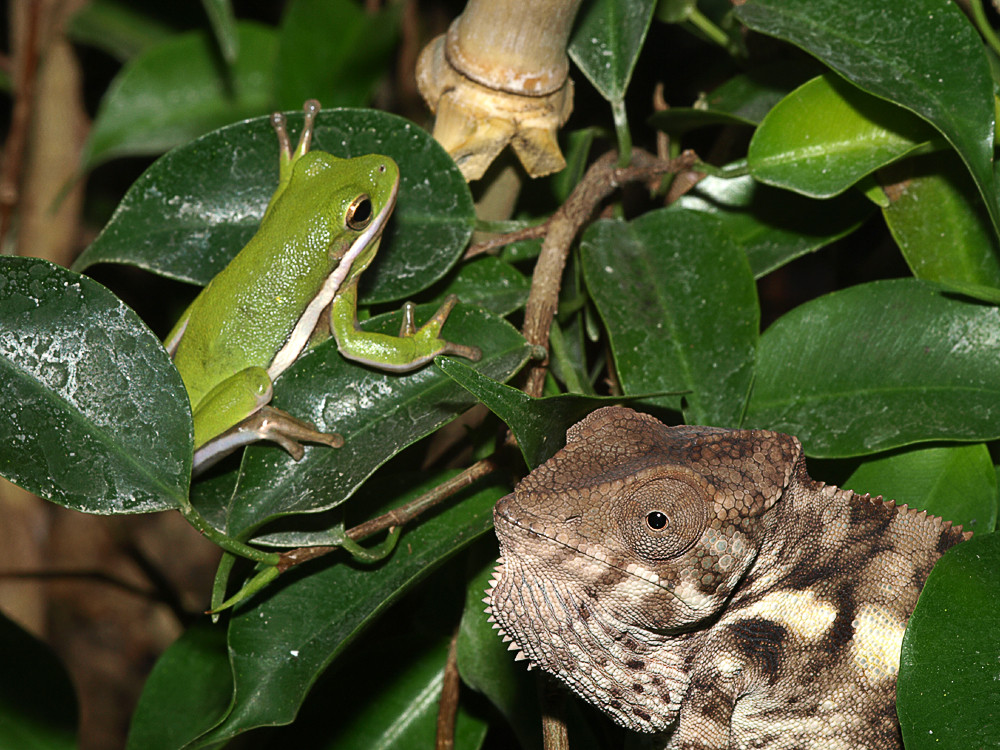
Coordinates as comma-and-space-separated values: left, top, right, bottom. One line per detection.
620, 477, 707, 559
346, 194, 373, 230
646, 511, 668, 530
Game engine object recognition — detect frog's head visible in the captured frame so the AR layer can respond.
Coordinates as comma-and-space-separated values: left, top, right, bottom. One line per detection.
291, 150, 399, 262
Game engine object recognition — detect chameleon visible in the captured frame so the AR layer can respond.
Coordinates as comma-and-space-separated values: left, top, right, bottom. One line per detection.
485, 406, 969, 749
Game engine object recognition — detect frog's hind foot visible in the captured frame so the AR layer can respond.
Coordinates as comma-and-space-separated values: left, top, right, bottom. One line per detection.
194, 406, 343, 474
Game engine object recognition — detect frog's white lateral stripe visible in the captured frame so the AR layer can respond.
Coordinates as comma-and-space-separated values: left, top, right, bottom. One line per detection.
268, 174, 399, 380
164, 316, 188, 357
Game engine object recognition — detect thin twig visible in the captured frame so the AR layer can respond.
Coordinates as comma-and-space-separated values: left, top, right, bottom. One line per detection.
540, 675, 571, 750
276, 457, 499, 572
464, 222, 548, 259
435, 628, 462, 750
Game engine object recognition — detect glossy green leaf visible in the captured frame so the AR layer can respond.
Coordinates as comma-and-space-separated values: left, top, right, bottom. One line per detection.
75, 107, 475, 305
0, 611, 76, 750
195, 478, 503, 746
67, 0, 174, 61
127, 624, 232, 750
437, 357, 637, 469
748, 74, 936, 199
675, 174, 873, 278
431, 257, 530, 317
457, 557, 540, 750
190, 305, 527, 540
0, 257, 190, 513
650, 62, 816, 133
274, 0, 400, 110
897, 532, 1000, 749
294, 631, 489, 750
81, 23, 276, 169
882, 152, 1000, 290
261, 568, 491, 750
837, 443, 998, 533
934, 279, 1000, 305
736, 0, 1000, 234
568, 0, 656, 103
581, 210, 758, 427
747, 279, 1000, 457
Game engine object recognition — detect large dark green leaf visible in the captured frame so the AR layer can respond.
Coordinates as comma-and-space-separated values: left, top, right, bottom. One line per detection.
736, 0, 1000, 234
74, 107, 476, 305
193, 477, 504, 746
437, 357, 639, 469
0, 611, 77, 750
675, 174, 873, 278
274, 0, 400, 110
748, 74, 936, 199
836, 443, 998, 533
285, 630, 489, 750
882, 152, 1000, 291
80, 23, 276, 169
581, 210, 758, 427
431, 257, 530, 317
0, 257, 190, 513
747, 279, 1000, 456
190, 305, 527, 540
897, 532, 1000, 749
127, 624, 232, 750
568, 0, 656, 103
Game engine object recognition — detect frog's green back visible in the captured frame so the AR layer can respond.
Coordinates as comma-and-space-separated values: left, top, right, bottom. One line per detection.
172, 150, 399, 408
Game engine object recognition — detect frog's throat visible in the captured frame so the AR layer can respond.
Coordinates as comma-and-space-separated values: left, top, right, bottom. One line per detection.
268, 177, 399, 380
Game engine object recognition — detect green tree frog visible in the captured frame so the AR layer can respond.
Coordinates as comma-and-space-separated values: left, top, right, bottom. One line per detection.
165, 100, 481, 473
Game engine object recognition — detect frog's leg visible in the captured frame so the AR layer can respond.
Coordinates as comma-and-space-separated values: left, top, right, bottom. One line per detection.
330, 284, 482, 372
191, 367, 342, 473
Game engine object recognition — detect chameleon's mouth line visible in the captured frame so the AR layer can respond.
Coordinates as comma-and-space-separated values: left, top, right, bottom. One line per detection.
494, 510, 678, 596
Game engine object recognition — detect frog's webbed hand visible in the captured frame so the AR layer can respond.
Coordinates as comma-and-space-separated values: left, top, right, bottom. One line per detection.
331, 289, 482, 371
398, 294, 482, 362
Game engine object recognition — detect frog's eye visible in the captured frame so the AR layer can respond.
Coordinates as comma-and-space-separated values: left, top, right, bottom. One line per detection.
346, 194, 373, 230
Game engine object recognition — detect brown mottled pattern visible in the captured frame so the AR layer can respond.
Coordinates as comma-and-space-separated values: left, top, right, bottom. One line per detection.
485, 406, 969, 750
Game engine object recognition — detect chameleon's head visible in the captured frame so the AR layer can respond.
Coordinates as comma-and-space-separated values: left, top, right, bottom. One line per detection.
486, 407, 803, 729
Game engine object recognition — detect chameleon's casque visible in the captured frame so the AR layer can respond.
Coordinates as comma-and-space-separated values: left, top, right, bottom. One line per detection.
486, 406, 968, 749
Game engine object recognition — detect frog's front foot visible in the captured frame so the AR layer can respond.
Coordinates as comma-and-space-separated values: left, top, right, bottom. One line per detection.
401, 294, 482, 362
194, 406, 343, 474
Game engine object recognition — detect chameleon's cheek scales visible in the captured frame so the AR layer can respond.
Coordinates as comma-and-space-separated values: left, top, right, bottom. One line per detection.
487, 506, 689, 733
487, 406, 970, 750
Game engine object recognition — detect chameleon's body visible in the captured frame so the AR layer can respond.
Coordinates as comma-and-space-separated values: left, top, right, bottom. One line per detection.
486, 406, 969, 749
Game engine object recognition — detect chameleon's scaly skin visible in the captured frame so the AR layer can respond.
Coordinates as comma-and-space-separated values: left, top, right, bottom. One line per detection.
486, 406, 969, 749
